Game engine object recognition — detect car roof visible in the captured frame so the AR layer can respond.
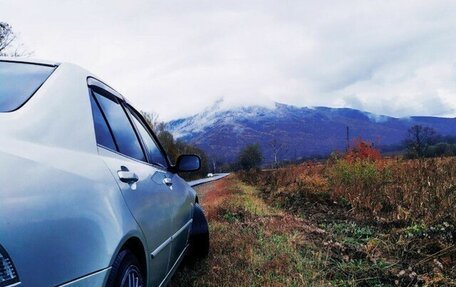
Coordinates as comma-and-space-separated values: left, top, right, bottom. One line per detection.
1, 57, 130, 103
0, 57, 60, 67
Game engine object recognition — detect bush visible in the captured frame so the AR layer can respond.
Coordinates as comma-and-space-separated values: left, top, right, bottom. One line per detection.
345, 139, 382, 162
237, 143, 263, 171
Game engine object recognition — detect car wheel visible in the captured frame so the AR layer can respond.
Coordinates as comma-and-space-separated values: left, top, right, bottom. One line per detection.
106, 249, 145, 287
188, 203, 210, 258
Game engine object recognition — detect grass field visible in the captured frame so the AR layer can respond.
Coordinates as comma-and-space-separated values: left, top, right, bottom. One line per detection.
171, 157, 455, 286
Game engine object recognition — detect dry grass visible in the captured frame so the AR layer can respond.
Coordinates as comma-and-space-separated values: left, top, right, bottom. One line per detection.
171, 157, 455, 286
171, 177, 330, 287
239, 157, 456, 286
243, 157, 456, 225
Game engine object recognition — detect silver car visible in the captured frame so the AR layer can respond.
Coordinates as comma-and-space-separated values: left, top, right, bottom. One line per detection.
0, 58, 209, 287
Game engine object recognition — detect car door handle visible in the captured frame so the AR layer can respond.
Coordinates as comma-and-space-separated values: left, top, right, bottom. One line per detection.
118, 170, 139, 184
163, 177, 173, 186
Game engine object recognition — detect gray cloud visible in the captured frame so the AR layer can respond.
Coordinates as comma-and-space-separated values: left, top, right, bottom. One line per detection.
2, 0, 456, 120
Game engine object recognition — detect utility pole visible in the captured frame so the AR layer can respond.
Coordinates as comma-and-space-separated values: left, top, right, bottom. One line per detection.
346, 126, 350, 152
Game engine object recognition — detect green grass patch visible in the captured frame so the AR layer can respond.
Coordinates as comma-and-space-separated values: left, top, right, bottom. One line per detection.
322, 222, 376, 246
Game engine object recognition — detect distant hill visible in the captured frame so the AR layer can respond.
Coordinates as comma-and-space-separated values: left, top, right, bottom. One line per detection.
166, 102, 456, 164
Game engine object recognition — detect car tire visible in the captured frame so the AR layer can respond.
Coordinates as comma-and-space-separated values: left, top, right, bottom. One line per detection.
188, 203, 210, 259
106, 249, 145, 287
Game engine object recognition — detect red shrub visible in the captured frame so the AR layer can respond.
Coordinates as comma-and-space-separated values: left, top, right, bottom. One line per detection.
345, 139, 382, 162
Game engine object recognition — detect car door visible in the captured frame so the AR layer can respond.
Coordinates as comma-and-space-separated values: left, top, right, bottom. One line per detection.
125, 106, 195, 270
167, 174, 194, 268
87, 83, 172, 286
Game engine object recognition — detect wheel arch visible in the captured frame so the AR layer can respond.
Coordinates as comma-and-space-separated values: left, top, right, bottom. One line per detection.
190, 203, 209, 236
188, 203, 210, 259
120, 237, 147, 279
110, 233, 149, 285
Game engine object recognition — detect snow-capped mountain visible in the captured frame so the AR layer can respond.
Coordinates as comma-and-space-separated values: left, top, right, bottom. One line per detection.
166, 102, 456, 163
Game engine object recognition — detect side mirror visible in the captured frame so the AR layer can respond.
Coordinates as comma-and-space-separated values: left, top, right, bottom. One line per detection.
175, 154, 201, 172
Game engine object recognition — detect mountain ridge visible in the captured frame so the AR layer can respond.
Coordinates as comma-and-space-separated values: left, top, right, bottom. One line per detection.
166, 102, 456, 163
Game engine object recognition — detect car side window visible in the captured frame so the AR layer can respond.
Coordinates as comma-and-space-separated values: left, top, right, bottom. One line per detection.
92, 90, 146, 162
126, 106, 168, 168
89, 94, 117, 151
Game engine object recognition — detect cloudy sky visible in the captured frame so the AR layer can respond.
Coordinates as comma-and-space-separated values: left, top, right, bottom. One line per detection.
2, 0, 456, 120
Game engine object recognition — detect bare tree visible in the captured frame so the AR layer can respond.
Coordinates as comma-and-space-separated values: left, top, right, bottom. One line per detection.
404, 125, 437, 158
0, 22, 31, 57
0, 22, 16, 55
270, 138, 287, 168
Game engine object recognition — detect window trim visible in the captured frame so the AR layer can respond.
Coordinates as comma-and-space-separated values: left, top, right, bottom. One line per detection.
124, 104, 170, 169
87, 77, 171, 170
89, 89, 119, 151
90, 87, 147, 163
87, 77, 124, 102
0, 59, 58, 67
96, 143, 157, 167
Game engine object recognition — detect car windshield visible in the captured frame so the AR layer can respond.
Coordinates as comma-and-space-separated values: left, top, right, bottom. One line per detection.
0, 61, 56, 112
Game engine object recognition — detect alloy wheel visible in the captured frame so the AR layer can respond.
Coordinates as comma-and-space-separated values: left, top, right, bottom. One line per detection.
120, 265, 144, 287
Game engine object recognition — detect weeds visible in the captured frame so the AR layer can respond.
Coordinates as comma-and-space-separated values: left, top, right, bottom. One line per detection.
322, 222, 375, 246
172, 156, 455, 286
239, 156, 456, 286
245, 157, 456, 225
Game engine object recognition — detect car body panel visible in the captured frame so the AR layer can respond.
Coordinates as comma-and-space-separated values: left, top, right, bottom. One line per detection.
168, 175, 194, 266
0, 63, 146, 286
57, 267, 111, 287
0, 60, 198, 286
98, 147, 172, 286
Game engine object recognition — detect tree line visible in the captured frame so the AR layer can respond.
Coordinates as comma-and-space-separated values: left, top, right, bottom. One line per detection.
232, 124, 456, 172
403, 125, 456, 158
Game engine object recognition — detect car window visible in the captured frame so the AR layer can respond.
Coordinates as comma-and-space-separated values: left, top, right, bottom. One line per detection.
126, 106, 168, 168
92, 90, 146, 162
89, 94, 117, 151
0, 61, 56, 112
